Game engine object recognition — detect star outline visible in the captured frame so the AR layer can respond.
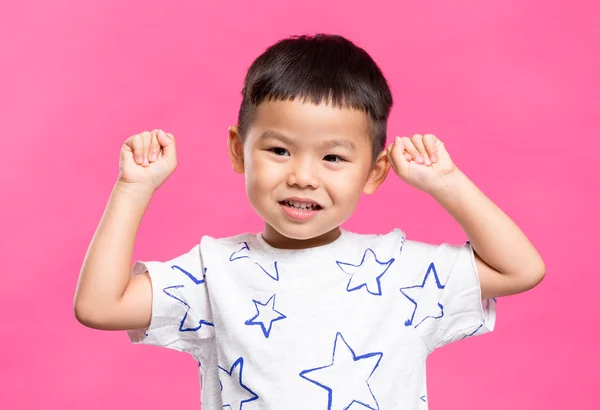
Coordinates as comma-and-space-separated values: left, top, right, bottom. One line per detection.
399, 262, 446, 328
299, 332, 383, 410
244, 294, 287, 338
171, 264, 206, 285
162, 285, 214, 332
218, 357, 259, 409
336, 248, 395, 296
230, 242, 279, 281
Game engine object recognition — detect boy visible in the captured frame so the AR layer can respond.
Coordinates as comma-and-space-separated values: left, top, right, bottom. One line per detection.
74, 34, 545, 409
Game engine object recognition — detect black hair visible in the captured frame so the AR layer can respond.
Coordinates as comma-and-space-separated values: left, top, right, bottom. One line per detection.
237, 34, 393, 160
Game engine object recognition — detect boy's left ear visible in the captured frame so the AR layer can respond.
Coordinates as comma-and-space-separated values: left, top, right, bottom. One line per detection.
228, 126, 245, 174
363, 149, 391, 194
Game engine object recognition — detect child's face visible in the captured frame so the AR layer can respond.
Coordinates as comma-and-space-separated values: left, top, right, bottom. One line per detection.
229, 100, 390, 248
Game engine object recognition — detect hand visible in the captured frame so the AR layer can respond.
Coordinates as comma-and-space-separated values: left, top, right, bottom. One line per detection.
386, 134, 458, 195
118, 129, 178, 193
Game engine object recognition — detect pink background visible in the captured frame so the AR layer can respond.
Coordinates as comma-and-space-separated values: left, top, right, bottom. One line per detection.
1, 1, 598, 409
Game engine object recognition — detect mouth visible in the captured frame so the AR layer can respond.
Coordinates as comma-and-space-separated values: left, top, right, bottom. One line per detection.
278, 198, 323, 221
278, 198, 323, 211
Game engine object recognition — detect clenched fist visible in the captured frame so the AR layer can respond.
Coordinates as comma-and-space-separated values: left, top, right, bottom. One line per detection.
118, 129, 178, 193
386, 134, 458, 195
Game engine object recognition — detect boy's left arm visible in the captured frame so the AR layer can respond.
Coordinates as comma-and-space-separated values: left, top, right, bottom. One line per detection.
386, 134, 546, 300
432, 169, 545, 299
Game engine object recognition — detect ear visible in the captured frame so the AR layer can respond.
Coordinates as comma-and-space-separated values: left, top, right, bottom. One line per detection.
363, 149, 391, 194
228, 125, 245, 174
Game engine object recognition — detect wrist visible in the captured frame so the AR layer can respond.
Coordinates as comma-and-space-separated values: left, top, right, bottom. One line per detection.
113, 180, 155, 201
429, 168, 470, 204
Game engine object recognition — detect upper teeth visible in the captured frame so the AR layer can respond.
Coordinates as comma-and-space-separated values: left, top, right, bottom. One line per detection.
285, 200, 317, 210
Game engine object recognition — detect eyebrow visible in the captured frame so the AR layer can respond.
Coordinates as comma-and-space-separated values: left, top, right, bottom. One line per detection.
259, 130, 295, 145
319, 138, 357, 151
259, 130, 357, 151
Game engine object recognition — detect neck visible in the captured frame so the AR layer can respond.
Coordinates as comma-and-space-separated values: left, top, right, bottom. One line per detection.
261, 225, 342, 249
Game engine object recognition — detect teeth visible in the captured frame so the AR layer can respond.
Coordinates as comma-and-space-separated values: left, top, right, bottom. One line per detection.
285, 200, 318, 210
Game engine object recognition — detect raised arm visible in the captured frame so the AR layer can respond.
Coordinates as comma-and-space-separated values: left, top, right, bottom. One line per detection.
386, 134, 545, 299
431, 169, 545, 299
74, 129, 178, 330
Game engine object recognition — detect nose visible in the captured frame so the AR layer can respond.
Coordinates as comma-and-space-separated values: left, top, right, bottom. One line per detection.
286, 156, 320, 189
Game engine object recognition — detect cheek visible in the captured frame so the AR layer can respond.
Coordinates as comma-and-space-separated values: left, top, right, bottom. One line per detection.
326, 165, 371, 202
246, 155, 278, 193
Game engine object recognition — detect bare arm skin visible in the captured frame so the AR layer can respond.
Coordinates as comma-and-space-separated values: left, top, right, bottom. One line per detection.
74, 129, 177, 330
387, 134, 545, 300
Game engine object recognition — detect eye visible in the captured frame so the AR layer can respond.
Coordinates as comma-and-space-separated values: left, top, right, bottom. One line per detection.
323, 154, 346, 163
269, 147, 290, 156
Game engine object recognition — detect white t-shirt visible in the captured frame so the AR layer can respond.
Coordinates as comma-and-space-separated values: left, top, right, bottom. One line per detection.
128, 228, 496, 409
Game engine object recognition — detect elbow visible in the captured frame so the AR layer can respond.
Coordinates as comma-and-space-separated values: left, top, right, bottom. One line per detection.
73, 299, 105, 329
533, 264, 546, 287
521, 262, 546, 292
73, 300, 94, 328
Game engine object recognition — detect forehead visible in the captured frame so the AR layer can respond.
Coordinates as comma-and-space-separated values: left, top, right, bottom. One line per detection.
248, 100, 371, 145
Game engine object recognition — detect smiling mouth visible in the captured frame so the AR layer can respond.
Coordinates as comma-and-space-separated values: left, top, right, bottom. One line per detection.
279, 200, 323, 211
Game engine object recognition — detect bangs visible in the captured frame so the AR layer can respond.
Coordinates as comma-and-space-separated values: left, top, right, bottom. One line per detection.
237, 34, 392, 159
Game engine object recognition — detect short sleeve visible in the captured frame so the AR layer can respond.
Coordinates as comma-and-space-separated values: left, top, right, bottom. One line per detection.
400, 240, 496, 352
127, 245, 214, 360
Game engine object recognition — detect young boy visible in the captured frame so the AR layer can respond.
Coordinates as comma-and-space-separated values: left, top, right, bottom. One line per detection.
74, 34, 545, 409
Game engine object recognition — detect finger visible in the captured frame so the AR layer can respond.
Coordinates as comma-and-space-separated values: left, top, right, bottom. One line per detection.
392, 136, 410, 169
390, 140, 412, 161
423, 134, 438, 162
132, 134, 144, 165
411, 134, 430, 165
388, 139, 412, 162
157, 130, 177, 166
138, 131, 151, 166
144, 129, 158, 166
149, 130, 161, 162
402, 137, 421, 163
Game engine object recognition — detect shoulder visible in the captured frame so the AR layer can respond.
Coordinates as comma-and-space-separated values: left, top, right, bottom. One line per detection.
349, 229, 469, 269
155, 233, 255, 264
198, 232, 257, 260
200, 232, 254, 247
343, 228, 406, 250
401, 238, 470, 262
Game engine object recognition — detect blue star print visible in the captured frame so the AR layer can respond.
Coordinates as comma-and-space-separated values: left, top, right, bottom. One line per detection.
461, 298, 497, 339
461, 324, 484, 340
400, 262, 445, 327
171, 264, 206, 285
245, 294, 287, 338
336, 248, 394, 296
299, 332, 383, 410
230, 242, 279, 281
219, 357, 259, 410
162, 285, 214, 331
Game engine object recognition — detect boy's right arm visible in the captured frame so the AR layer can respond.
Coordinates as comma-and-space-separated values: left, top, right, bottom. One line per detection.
74, 129, 178, 331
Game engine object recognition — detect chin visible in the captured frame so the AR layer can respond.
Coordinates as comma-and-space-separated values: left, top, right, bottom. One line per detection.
271, 221, 340, 241
252, 201, 345, 242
